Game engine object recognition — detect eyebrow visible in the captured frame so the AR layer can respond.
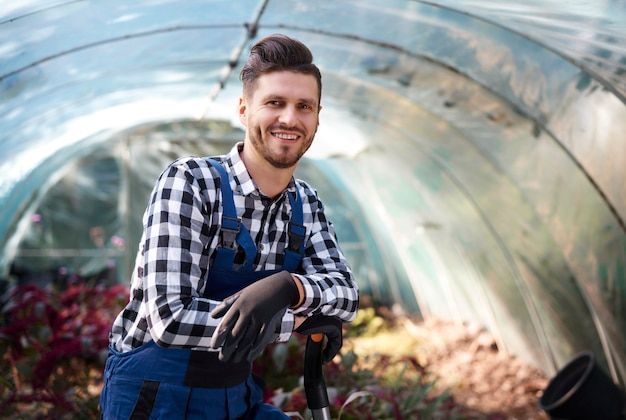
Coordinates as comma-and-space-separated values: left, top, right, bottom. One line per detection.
263, 95, 318, 107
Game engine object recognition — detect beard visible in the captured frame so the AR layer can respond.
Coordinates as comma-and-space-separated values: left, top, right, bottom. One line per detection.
248, 123, 316, 169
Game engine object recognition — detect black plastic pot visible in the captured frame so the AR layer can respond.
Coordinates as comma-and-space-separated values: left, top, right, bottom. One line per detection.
539, 351, 626, 420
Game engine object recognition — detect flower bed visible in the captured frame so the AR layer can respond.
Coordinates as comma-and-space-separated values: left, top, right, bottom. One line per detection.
1, 282, 510, 419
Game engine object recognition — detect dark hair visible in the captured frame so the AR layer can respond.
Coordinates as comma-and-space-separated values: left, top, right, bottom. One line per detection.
240, 34, 322, 102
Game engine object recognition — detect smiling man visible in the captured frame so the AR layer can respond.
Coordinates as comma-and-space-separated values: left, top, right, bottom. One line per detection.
99, 34, 359, 419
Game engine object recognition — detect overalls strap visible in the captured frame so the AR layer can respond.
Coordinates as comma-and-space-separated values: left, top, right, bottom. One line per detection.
206, 158, 257, 272
284, 190, 305, 272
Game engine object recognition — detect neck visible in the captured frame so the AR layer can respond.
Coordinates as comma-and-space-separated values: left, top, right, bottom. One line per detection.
240, 148, 296, 199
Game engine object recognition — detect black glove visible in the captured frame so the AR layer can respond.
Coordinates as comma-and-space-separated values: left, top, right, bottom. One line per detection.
210, 270, 299, 363
295, 314, 343, 364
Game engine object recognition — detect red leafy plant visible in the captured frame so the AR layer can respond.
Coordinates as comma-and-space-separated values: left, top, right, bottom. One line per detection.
0, 281, 128, 418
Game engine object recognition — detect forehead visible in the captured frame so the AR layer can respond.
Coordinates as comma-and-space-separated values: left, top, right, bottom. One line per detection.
251, 71, 320, 104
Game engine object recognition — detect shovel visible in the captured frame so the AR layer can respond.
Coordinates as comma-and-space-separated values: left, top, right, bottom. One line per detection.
304, 332, 332, 420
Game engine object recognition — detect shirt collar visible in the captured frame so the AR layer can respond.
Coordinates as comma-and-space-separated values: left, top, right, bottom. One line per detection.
225, 142, 297, 199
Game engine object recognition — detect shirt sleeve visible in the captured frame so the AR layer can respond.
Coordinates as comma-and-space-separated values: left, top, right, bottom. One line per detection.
142, 158, 222, 348
289, 182, 360, 323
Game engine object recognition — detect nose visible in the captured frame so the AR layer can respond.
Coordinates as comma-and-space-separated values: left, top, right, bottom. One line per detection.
278, 105, 297, 127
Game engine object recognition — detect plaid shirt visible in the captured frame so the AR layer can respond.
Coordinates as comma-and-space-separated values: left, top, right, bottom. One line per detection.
110, 143, 359, 352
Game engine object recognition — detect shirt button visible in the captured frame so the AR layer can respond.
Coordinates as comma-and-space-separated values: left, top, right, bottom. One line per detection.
259, 244, 264, 250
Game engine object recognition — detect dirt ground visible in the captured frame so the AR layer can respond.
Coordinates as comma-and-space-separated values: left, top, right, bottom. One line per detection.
346, 309, 551, 419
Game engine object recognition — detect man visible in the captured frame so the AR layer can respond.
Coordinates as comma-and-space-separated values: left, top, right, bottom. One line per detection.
100, 34, 359, 419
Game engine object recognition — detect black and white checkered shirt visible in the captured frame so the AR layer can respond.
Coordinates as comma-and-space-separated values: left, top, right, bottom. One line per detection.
110, 143, 359, 352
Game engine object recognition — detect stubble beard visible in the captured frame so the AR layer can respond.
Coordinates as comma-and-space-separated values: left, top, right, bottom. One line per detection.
249, 125, 315, 169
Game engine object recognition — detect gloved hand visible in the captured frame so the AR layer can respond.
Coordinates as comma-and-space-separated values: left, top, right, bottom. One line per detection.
295, 314, 343, 364
210, 270, 299, 363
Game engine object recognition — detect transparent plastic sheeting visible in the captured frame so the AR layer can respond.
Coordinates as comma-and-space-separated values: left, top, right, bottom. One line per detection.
1, 0, 625, 385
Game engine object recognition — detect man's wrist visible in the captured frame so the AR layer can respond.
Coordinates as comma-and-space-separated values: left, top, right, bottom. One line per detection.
290, 274, 305, 308
294, 315, 307, 330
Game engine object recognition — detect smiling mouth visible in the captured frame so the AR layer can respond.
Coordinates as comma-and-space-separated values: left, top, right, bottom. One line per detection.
272, 132, 299, 141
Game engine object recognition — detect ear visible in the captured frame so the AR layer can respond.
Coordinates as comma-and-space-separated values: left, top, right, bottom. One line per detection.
238, 96, 248, 127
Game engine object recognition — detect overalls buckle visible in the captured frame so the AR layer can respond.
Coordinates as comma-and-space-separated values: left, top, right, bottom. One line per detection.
221, 216, 241, 250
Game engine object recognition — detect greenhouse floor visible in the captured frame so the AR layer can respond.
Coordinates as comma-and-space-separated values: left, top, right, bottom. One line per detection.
346, 309, 551, 419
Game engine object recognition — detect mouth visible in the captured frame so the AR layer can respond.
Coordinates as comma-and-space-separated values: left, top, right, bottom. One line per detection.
271, 131, 300, 142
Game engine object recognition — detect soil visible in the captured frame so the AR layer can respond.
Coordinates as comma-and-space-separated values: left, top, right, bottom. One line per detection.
346, 307, 551, 419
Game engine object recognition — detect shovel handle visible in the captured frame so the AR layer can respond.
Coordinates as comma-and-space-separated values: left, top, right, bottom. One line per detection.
304, 333, 331, 419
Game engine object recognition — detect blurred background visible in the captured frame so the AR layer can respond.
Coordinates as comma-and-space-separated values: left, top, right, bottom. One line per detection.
1, 0, 625, 388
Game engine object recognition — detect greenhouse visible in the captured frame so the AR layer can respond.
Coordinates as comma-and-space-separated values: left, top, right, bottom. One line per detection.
1, 0, 625, 416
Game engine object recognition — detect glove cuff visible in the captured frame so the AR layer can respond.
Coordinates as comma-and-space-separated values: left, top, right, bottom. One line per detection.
275, 270, 300, 307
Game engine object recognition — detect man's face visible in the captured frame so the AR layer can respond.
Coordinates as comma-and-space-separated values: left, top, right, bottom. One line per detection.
239, 71, 321, 169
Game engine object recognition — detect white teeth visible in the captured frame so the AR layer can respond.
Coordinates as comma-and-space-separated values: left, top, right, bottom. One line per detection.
274, 133, 298, 140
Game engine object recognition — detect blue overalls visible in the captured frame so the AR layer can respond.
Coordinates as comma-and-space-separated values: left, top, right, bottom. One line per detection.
100, 159, 305, 419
